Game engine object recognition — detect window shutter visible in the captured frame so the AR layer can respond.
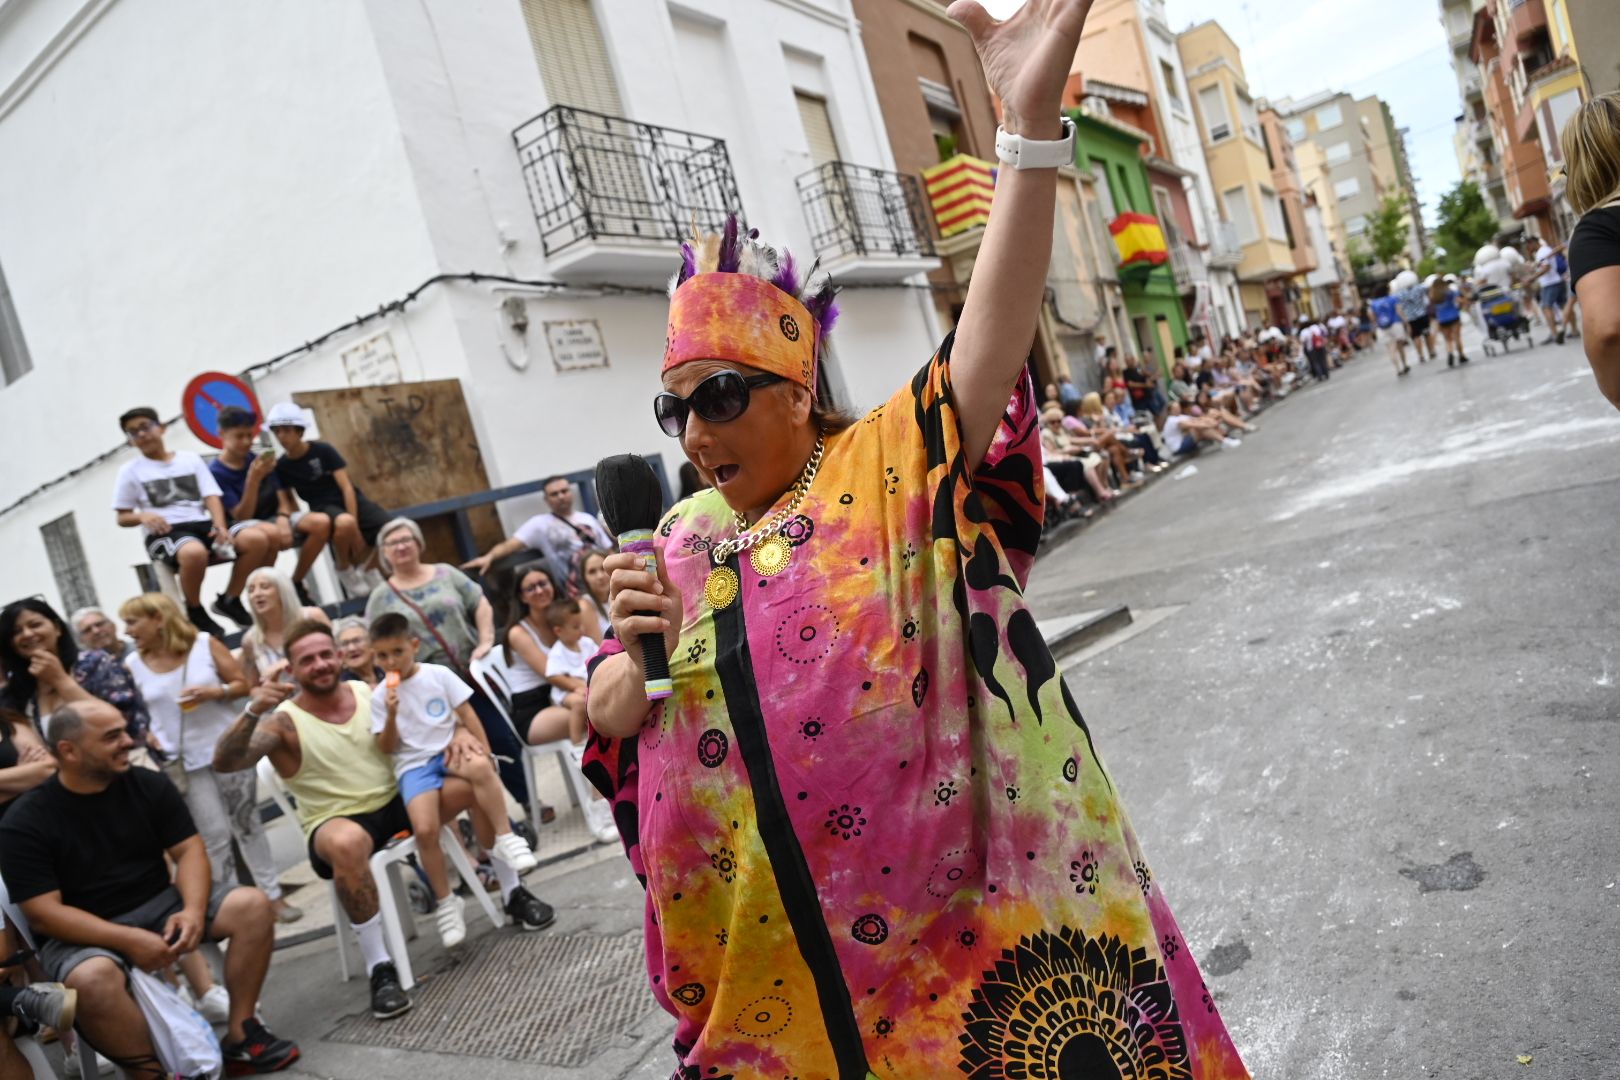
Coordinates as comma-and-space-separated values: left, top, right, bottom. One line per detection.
522, 0, 623, 115
796, 93, 842, 167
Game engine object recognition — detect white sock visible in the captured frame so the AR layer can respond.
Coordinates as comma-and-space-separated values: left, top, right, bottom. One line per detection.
491, 856, 520, 901
353, 913, 392, 974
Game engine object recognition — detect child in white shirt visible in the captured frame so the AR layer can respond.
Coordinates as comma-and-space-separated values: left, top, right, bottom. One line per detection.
368, 612, 535, 947
545, 598, 599, 744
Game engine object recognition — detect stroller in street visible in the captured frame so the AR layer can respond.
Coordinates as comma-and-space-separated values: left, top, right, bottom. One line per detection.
1475, 285, 1530, 354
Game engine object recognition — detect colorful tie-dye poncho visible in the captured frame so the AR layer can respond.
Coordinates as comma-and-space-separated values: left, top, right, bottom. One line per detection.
583, 340, 1249, 1079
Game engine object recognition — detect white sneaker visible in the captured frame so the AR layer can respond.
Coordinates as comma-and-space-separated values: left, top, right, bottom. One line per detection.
337, 566, 368, 597
435, 893, 466, 948
196, 984, 230, 1024
584, 796, 620, 844
491, 832, 537, 873
1222, 437, 1242, 448
63, 1047, 115, 1077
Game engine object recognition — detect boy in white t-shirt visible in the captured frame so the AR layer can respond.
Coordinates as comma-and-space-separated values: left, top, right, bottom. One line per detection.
112, 406, 274, 635
368, 612, 536, 947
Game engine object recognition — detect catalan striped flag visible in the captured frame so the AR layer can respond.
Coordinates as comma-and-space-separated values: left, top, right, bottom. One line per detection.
923, 154, 996, 238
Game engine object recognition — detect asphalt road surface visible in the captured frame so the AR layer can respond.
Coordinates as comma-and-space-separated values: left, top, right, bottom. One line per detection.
1025, 329, 1620, 1079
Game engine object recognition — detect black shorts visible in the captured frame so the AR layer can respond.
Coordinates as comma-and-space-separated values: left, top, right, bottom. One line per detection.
310, 497, 392, 547
1407, 314, 1431, 337
144, 520, 213, 566
306, 795, 410, 880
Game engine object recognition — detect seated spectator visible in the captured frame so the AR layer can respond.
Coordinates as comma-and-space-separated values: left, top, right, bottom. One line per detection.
0, 700, 297, 1076
1166, 362, 1197, 404
367, 519, 533, 816
211, 407, 331, 607
334, 617, 384, 688
575, 548, 614, 639
461, 475, 614, 580
1056, 373, 1082, 409
211, 622, 556, 1019
1194, 388, 1256, 434
1122, 352, 1167, 419
0, 600, 152, 750
1106, 387, 1136, 427
1040, 404, 1115, 505
544, 599, 598, 730
113, 407, 270, 635
265, 402, 391, 599
1163, 400, 1240, 454
70, 607, 136, 663
120, 592, 301, 924
502, 564, 590, 744
240, 568, 330, 687
369, 613, 535, 947
1063, 401, 1162, 480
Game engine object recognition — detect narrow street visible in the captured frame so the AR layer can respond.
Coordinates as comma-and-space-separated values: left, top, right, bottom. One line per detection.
1026, 331, 1620, 1078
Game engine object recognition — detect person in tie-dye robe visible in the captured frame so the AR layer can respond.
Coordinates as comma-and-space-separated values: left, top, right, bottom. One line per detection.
583, 4, 1250, 1077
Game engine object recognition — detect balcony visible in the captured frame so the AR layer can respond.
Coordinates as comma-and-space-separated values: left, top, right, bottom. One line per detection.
1463, 71, 1484, 101
1168, 241, 1206, 293
795, 162, 938, 282
513, 105, 742, 282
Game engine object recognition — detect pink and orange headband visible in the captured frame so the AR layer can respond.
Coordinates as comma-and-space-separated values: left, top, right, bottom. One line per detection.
661, 217, 839, 393
663, 274, 819, 392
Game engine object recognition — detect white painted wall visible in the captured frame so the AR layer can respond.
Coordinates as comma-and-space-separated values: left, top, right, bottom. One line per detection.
0, 0, 935, 614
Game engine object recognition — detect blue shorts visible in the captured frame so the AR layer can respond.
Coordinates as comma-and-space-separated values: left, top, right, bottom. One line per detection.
1540, 281, 1567, 310
399, 753, 449, 805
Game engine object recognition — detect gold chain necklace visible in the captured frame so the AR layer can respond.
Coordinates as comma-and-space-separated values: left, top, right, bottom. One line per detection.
703, 433, 824, 609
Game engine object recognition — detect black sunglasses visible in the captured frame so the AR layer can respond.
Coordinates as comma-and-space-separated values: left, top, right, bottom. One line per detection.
654, 371, 784, 438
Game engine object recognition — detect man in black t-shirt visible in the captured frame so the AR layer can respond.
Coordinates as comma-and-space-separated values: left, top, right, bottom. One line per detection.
264, 402, 393, 598
0, 700, 298, 1076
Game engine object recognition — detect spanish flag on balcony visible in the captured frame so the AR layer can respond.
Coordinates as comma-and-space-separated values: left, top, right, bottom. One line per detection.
923, 154, 996, 238
1110, 211, 1168, 272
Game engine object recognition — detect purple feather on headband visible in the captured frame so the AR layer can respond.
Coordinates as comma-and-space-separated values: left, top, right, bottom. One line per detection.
717, 214, 741, 273
771, 249, 800, 298
677, 242, 697, 285
804, 280, 840, 343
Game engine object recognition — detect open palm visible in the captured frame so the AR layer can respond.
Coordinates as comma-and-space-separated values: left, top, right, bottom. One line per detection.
948, 0, 1093, 135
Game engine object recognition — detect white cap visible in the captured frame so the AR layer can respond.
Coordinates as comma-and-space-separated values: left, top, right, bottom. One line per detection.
265, 402, 307, 429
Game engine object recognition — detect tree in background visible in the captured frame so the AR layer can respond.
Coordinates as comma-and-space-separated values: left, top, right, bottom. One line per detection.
1368, 195, 1409, 272
1433, 181, 1500, 274
1347, 238, 1375, 288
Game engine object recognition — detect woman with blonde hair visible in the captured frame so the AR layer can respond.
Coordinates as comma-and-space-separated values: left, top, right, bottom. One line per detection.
1562, 91, 1620, 409
239, 566, 328, 685
120, 592, 300, 923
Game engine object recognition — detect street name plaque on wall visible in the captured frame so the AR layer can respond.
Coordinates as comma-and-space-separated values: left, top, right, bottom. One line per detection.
341, 330, 403, 387
545, 319, 610, 372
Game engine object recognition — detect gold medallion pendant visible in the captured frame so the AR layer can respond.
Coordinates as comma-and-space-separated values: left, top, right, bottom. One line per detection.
749, 535, 793, 578
704, 565, 740, 610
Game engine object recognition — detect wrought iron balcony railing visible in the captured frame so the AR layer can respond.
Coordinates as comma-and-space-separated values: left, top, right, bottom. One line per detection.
513, 105, 741, 258
795, 161, 935, 262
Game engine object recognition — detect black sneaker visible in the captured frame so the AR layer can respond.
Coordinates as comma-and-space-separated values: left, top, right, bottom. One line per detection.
292, 578, 317, 608
9, 982, 75, 1031
504, 885, 556, 931
212, 592, 252, 629
187, 604, 227, 637
222, 1017, 300, 1075
369, 961, 411, 1020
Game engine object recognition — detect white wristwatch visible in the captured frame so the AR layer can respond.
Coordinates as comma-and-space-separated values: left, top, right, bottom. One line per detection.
995, 117, 1077, 170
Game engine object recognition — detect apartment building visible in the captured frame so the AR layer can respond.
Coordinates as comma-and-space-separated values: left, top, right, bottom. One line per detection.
1357, 96, 1427, 263
1258, 109, 1318, 289
1444, 0, 1515, 225
1178, 21, 1298, 329
1470, 1, 1554, 239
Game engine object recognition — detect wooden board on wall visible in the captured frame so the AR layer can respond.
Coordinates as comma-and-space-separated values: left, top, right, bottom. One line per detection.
293, 380, 503, 566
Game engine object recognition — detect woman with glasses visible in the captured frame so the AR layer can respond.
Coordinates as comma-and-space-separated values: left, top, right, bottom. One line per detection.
578, 3, 1248, 1076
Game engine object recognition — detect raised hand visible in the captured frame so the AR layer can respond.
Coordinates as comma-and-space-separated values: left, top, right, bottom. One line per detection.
948, 0, 1093, 137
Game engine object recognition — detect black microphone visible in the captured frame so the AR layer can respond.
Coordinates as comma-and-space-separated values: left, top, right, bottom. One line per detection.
593, 454, 673, 701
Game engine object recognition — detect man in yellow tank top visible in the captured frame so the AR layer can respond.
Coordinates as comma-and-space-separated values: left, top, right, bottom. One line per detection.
212, 621, 557, 1019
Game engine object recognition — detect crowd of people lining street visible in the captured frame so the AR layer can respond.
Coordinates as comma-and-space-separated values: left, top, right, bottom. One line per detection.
0, 397, 629, 1076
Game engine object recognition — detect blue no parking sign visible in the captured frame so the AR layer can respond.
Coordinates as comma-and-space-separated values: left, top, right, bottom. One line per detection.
181, 372, 262, 449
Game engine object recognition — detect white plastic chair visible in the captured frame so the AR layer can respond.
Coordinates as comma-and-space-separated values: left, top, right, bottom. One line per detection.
0, 880, 118, 1080
468, 653, 597, 831
255, 760, 503, 989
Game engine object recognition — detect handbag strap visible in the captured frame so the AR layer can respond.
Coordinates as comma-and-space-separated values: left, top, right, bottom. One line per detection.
386, 575, 467, 676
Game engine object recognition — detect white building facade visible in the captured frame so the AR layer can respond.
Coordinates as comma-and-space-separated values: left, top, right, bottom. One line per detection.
0, 0, 940, 614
